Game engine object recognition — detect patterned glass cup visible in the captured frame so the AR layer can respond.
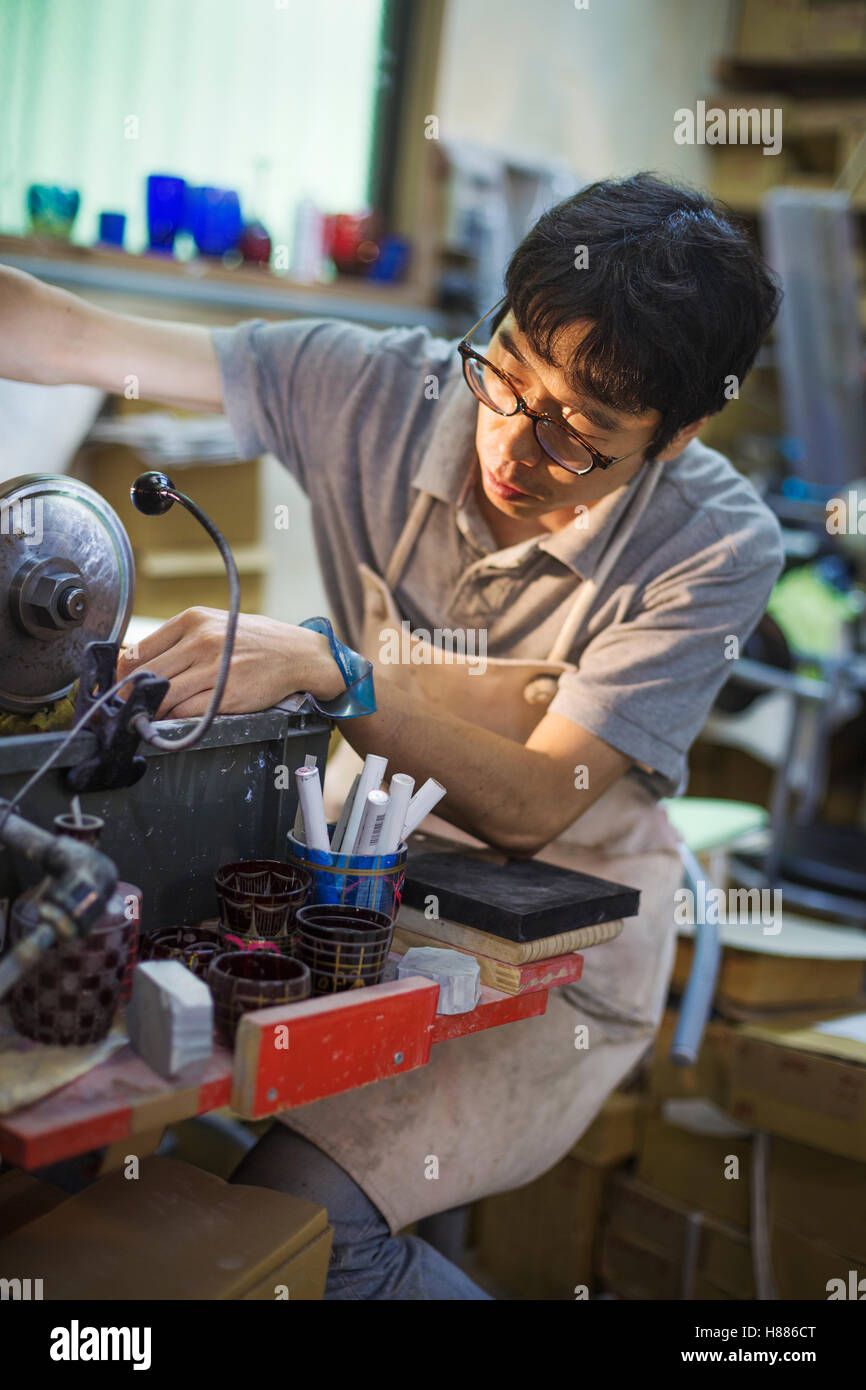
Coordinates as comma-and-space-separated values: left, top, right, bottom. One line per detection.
142, 926, 224, 980
293, 904, 393, 993
208, 951, 311, 1047
10, 896, 136, 1045
215, 860, 311, 942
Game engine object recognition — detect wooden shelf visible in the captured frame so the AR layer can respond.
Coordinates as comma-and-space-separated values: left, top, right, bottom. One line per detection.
0, 233, 448, 331
717, 54, 866, 97
0, 955, 565, 1167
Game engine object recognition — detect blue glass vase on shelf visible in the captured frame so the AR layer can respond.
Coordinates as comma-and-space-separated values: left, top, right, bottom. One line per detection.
146, 173, 187, 253
187, 186, 242, 258
97, 211, 126, 248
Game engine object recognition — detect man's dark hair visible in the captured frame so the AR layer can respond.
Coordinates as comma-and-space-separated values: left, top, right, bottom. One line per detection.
499, 172, 782, 457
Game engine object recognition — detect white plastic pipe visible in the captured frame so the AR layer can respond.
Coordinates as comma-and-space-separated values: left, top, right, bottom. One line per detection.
353, 789, 391, 855
330, 771, 360, 855
293, 753, 317, 840
334, 753, 387, 853
401, 778, 446, 840
294, 765, 330, 853
379, 773, 414, 855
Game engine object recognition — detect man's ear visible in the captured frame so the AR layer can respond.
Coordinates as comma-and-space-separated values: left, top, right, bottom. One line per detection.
654, 416, 711, 462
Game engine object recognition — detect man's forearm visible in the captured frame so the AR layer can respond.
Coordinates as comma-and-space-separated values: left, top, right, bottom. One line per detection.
65, 305, 223, 409
337, 671, 616, 856
0, 264, 222, 409
341, 674, 542, 852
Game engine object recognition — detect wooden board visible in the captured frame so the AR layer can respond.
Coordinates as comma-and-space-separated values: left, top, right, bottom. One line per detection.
393, 925, 585, 995
0, 1156, 332, 1301
0, 1047, 233, 1171
231, 976, 438, 1118
428, 983, 547, 1044
231, 972, 549, 1116
397, 902, 623, 963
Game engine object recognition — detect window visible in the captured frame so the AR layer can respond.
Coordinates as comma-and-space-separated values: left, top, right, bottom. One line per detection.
0, 0, 386, 251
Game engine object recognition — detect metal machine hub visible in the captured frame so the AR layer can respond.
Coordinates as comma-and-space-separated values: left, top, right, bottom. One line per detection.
0, 475, 134, 713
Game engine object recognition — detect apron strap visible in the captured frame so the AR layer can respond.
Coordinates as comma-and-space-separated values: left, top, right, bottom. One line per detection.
384, 490, 436, 591
546, 459, 666, 662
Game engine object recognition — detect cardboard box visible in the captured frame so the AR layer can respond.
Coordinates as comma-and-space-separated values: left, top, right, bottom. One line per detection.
612, 1168, 865, 1301
601, 1226, 683, 1300
648, 1008, 733, 1109
770, 1137, 866, 1261
771, 1220, 864, 1299
737, 0, 866, 57
673, 936, 865, 1012
131, 544, 269, 618
636, 1107, 752, 1232
0, 1156, 332, 1299
79, 444, 268, 617
474, 1157, 609, 1300
801, 2, 866, 56
600, 1176, 755, 1300
737, 0, 808, 58
729, 1013, 866, 1161
81, 447, 261, 552
710, 145, 791, 211
568, 1091, 643, 1166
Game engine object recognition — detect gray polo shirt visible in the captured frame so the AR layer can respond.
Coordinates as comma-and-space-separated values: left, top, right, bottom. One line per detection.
212, 317, 785, 798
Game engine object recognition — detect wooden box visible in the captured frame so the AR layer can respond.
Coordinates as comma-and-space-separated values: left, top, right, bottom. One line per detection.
636, 1107, 752, 1232
473, 1156, 610, 1300
601, 1176, 754, 1300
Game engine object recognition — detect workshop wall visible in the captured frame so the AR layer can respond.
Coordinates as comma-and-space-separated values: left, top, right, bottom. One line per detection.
435, 0, 734, 183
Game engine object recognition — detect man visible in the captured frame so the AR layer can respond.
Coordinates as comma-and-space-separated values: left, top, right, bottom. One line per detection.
0, 174, 783, 1298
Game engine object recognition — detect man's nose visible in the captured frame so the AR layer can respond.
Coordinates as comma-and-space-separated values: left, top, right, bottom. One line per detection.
501, 410, 544, 460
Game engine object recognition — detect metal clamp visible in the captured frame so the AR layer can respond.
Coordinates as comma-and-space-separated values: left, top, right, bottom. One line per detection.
66, 642, 168, 792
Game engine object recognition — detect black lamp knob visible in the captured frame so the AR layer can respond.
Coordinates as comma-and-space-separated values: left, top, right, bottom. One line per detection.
131, 471, 175, 516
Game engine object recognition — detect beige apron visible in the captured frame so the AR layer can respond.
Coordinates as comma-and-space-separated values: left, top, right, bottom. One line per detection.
282, 480, 683, 1234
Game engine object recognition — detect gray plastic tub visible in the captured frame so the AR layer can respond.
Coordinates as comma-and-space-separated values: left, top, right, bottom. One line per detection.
0, 707, 331, 935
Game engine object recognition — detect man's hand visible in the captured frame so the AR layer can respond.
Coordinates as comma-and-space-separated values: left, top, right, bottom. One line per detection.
117, 607, 346, 718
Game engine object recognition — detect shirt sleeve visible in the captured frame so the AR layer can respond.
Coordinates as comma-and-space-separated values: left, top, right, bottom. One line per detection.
548, 539, 785, 784
210, 317, 385, 492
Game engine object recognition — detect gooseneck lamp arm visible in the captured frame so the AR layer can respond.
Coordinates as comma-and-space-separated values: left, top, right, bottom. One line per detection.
128, 471, 240, 752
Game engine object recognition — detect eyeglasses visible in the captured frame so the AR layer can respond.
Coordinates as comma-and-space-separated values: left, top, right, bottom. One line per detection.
458, 297, 647, 477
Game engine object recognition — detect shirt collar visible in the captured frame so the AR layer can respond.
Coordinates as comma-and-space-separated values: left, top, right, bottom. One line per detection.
410, 358, 656, 581
410, 369, 478, 504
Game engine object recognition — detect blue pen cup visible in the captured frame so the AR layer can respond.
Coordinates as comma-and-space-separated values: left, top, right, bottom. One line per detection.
286, 824, 407, 920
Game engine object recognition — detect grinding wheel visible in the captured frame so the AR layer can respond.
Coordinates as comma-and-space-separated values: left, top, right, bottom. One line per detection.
0, 474, 133, 713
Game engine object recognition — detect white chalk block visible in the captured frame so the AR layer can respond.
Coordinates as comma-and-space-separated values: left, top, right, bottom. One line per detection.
397, 947, 481, 1015
127, 960, 213, 1078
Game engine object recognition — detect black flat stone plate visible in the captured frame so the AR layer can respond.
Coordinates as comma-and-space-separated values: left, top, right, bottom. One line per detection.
402, 846, 640, 942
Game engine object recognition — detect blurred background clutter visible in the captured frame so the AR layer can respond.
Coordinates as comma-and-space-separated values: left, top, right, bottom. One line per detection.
2, 0, 866, 1301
